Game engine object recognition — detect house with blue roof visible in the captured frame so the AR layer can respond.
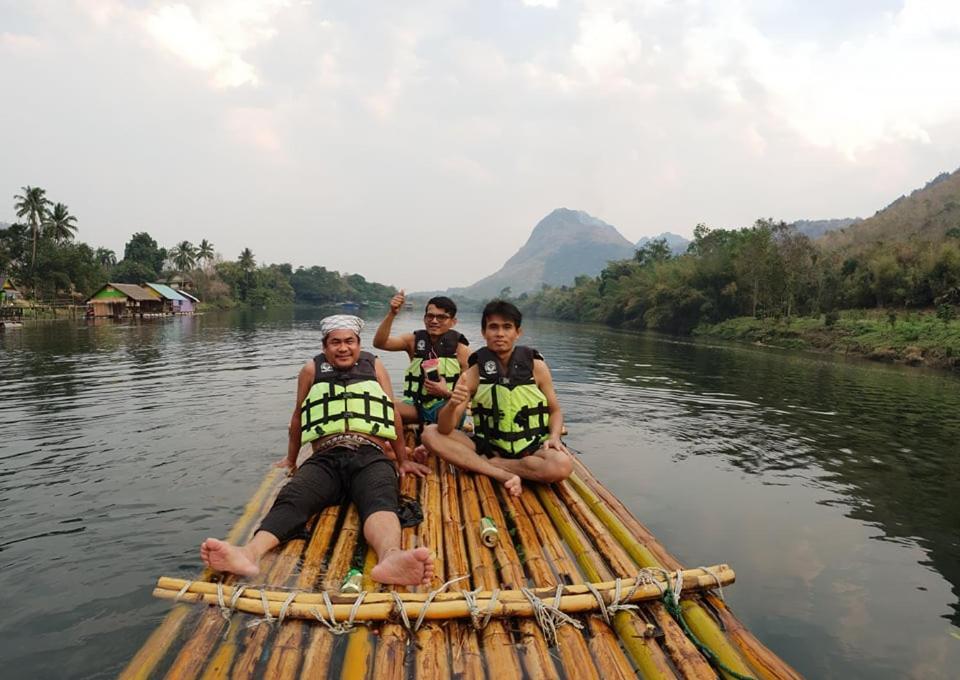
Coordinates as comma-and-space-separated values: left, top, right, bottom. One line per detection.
145, 282, 194, 314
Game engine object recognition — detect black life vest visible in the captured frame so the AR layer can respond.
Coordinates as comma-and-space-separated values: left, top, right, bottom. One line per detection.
402, 329, 468, 406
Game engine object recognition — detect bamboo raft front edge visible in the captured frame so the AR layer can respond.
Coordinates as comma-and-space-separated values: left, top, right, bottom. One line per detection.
123, 446, 802, 680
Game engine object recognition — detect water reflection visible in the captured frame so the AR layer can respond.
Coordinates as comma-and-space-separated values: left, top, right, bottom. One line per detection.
1, 309, 958, 678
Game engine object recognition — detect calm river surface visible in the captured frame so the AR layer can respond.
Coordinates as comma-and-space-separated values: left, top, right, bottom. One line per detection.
1, 307, 959, 678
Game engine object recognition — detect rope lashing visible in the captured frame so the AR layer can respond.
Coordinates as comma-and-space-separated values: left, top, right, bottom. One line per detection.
310, 590, 368, 635
661, 576, 756, 680
277, 589, 299, 625
461, 587, 500, 630
389, 575, 469, 634
390, 591, 412, 631
520, 584, 583, 647
245, 588, 300, 630
173, 580, 194, 602
215, 582, 248, 637
698, 565, 726, 602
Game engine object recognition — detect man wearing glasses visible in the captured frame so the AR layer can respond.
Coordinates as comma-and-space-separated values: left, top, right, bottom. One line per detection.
373, 292, 470, 426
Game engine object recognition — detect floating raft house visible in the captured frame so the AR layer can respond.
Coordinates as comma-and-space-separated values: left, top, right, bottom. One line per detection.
125, 446, 801, 679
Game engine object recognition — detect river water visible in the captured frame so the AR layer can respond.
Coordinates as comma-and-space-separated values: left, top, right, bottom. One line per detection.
1, 307, 958, 679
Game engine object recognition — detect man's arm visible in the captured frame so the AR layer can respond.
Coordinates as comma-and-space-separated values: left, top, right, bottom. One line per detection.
373, 290, 414, 354
375, 357, 429, 477
437, 365, 477, 435
455, 341, 471, 372
284, 359, 316, 470
533, 359, 566, 448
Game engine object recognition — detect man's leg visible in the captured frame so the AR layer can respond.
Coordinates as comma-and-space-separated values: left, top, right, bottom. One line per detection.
347, 450, 435, 586
201, 454, 341, 577
420, 426, 522, 496
489, 445, 573, 483
397, 401, 420, 425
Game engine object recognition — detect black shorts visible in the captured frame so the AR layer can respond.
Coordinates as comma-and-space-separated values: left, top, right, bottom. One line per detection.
258, 445, 399, 543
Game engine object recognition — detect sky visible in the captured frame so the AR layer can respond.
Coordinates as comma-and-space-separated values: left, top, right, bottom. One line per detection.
2, 0, 960, 290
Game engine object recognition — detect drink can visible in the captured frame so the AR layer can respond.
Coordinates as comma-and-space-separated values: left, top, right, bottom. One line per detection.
480, 516, 499, 548
340, 568, 363, 594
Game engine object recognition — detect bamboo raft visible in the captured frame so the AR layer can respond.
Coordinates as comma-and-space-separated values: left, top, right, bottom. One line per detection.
124, 443, 801, 679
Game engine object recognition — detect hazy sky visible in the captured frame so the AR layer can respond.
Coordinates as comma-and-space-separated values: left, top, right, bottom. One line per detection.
3, 0, 960, 290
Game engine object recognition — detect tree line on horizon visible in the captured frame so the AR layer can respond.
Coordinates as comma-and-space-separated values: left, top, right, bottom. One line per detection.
0, 185, 396, 307
519, 219, 960, 334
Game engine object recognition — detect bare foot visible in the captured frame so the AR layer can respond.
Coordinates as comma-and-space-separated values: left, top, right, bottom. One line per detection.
503, 474, 522, 496
370, 547, 435, 586
200, 538, 260, 577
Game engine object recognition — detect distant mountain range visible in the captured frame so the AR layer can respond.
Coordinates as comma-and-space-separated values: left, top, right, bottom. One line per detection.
447, 208, 637, 298
791, 218, 861, 239
637, 232, 690, 254
822, 167, 960, 250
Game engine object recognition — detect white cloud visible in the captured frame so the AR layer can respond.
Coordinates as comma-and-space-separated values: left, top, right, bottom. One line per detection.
523, 0, 559, 7
143, 1, 290, 88
572, 10, 643, 84
0, 32, 48, 55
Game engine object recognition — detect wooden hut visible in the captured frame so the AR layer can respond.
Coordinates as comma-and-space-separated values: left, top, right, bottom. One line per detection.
86, 283, 164, 318
145, 282, 191, 314
174, 289, 199, 314
1, 275, 22, 302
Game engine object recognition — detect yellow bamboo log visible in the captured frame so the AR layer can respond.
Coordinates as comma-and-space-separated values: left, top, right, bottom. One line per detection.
534, 485, 678, 680
120, 468, 285, 680
371, 469, 420, 680
263, 504, 342, 680
440, 462, 484, 680
554, 480, 718, 679
571, 459, 802, 680
457, 473, 525, 678
340, 547, 379, 680
565, 472, 755, 680
506, 485, 637, 680
415, 454, 450, 680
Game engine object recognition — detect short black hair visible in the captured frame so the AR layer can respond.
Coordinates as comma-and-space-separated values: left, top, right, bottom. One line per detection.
426, 296, 457, 317
481, 299, 522, 330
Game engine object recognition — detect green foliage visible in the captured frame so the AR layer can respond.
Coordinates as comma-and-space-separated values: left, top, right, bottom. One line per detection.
110, 259, 156, 284
937, 304, 956, 324
123, 232, 166, 278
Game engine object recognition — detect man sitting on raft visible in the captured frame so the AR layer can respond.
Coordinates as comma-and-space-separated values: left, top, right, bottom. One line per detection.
421, 300, 572, 496
201, 315, 434, 586
373, 291, 469, 425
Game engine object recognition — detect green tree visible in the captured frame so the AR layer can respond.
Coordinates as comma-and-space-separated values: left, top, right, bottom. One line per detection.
110, 259, 155, 284
95, 248, 116, 267
170, 240, 197, 272
13, 185, 52, 271
237, 248, 256, 301
197, 239, 215, 268
634, 238, 672, 266
44, 203, 78, 242
123, 232, 166, 278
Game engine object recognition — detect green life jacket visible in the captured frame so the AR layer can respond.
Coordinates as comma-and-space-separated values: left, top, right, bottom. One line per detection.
300, 351, 397, 445
402, 329, 468, 407
470, 346, 550, 458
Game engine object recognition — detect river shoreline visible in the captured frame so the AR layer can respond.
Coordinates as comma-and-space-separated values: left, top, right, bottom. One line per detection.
693, 310, 960, 372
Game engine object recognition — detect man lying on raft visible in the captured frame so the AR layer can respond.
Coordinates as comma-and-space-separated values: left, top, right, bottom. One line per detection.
373, 291, 469, 425
201, 315, 434, 586
421, 300, 572, 496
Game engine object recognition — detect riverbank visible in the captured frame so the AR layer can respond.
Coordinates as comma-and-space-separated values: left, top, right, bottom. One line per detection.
694, 310, 960, 371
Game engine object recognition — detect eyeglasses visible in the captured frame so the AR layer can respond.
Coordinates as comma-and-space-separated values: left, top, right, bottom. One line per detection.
424, 313, 451, 322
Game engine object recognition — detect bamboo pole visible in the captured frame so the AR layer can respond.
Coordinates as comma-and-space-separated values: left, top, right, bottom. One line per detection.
415, 454, 449, 680
371, 469, 420, 680
120, 468, 285, 680
554, 480, 718, 679
263, 504, 342, 680
505, 485, 637, 680
156, 565, 733, 612
571, 459, 802, 680
472, 475, 561, 680
457, 473, 525, 678
565, 472, 755, 680
440, 462, 484, 680
340, 546, 379, 680
534, 485, 679, 680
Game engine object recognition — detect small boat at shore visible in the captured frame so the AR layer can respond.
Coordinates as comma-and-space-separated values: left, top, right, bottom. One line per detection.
125, 435, 800, 679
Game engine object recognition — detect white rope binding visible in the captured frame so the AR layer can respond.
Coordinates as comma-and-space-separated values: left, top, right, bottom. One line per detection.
520, 584, 583, 647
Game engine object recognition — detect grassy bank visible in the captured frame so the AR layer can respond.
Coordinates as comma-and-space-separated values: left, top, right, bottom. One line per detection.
694, 309, 960, 371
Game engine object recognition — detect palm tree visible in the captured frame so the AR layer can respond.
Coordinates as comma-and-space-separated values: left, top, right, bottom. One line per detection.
13, 186, 52, 268
238, 248, 255, 272
44, 203, 78, 242
197, 239, 215, 268
95, 248, 116, 267
170, 240, 197, 272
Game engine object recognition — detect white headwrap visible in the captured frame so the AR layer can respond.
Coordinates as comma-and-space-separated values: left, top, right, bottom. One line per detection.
320, 314, 364, 339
